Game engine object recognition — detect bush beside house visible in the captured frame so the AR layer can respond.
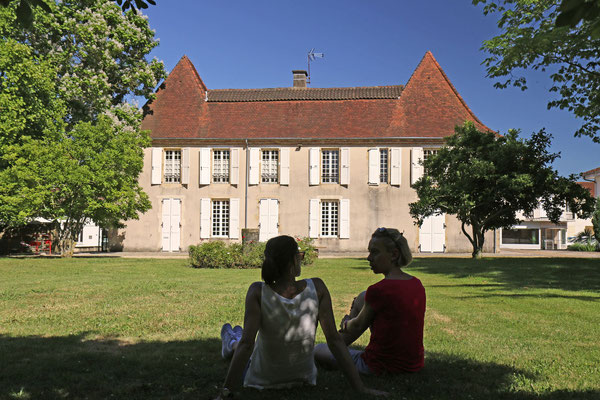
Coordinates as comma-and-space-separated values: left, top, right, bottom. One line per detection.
189, 237, 318, 268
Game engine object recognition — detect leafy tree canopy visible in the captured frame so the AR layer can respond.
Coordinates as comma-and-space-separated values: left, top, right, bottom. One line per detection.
0, 0, 156, 27
592, 199, 600, 244
556, 0, 600, 37
409, 122, 596, 258
474, 0, 600, 143
0, 0, 164, 254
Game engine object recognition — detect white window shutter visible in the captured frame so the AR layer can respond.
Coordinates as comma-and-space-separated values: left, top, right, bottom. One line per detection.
200, 198, 211, 238
199, 148, 210, 185
229, 198, 240, 239
270, 199, 279, 239
390, 147, 401, 186
230, 148, 239, 185
181, 148, 190, 184
249, 148, 259, 185
309, 148, 319, 186
411, 147, 424, 185
279, 148, 290, 185
259, 199, 268, 242
151, 148, 162, 185
368, 148, 379, 185
171, 199, 181, 251
161, 199, 171, 250
309, 199, 319, 238
340, 147, 350, 186
340, 199, 350, 239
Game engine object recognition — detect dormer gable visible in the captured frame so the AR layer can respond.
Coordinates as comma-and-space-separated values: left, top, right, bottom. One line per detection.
141, 55, 207, 137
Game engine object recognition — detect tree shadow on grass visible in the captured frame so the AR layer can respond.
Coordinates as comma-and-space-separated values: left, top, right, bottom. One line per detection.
1, 334, 598, 400
407, 258, 600, 294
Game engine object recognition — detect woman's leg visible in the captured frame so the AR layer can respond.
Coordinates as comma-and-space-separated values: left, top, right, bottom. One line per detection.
314, 291, 366, 368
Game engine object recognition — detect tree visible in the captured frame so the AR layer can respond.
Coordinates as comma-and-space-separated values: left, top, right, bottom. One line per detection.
0, 0, 165, 254
0, 0, 156, 27
592, 199, 600, 246
473, 0, 600, 143
556, 0, 600, 37
409, 122, 596, 258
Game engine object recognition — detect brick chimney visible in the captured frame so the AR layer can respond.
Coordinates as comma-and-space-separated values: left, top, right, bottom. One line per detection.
292, 70, 308, 88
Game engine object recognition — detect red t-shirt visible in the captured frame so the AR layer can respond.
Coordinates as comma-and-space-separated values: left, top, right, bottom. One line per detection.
361, 277, 426, 374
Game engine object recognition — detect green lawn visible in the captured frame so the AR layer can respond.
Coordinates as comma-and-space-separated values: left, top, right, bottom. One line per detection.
0, 256, 599, 399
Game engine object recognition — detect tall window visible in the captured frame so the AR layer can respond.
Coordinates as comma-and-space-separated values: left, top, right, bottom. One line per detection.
379, 148, 389, 183
164, 150, 181, 183
321, 150, 339, 183
212, 200, 229, 237
423, 149, 439, 175
321, 201, 339, 237
261, 150, 279, 183
213, 150, 230, 183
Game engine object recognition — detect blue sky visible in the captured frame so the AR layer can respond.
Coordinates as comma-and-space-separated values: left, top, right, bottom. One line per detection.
142, 0, 599, 178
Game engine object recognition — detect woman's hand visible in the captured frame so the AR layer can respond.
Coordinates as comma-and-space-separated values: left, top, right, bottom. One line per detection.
339, 314, 351, 332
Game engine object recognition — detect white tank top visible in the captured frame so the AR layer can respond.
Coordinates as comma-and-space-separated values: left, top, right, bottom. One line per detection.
243, 279, 319, 389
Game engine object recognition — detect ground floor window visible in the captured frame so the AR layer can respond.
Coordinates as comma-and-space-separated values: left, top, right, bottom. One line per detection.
212, 200, 229, 237
502, 229, 539, 245
320, 200, 339, 237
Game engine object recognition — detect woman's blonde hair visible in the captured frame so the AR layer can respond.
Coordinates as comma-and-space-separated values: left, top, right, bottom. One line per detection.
371, 227, 412, 267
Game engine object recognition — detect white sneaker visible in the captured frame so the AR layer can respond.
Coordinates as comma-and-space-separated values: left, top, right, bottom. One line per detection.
233, 325, 243, 341
221, 323, 235, 359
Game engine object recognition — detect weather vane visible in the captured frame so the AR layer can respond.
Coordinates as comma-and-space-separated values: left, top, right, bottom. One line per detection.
307, 48, 324, 85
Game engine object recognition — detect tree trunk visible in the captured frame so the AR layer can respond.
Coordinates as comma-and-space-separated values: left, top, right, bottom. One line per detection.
471, 224, 485, 259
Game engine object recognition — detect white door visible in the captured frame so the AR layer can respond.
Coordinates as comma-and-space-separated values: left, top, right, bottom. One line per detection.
259, 199, 279, 242
162, 198, 181, 252
420, 214, 445, 252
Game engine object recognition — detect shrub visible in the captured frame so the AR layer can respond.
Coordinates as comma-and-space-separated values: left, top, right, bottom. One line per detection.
241, 241, 266, 269
189, 241, 237, 268
296, 236, 318, 266
189, 240, 266, 268
189, 237, 317, 268
567, 243, 598, 252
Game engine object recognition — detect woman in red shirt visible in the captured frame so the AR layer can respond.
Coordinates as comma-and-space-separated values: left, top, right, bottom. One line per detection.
314, 227, 426, 375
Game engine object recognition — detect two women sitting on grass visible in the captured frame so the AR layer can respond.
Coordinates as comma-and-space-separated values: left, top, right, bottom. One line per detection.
214, 235, 386, 399
314, 227, 426, 375
215, 228, 426, 398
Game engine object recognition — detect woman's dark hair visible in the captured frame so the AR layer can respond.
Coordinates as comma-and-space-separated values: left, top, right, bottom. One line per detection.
262, 235, 299, 284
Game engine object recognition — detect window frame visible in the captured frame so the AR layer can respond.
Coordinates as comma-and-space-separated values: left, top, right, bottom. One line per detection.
379, 148, 390, 184
260, 149, 279, 184
321, 148, 340, 184
163, 148, 182, 184
212, 149, 231, 184
211, 199, 230, 238
320, 200, 339, 238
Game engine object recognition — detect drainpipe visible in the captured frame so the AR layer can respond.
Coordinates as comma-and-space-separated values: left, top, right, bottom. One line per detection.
245, 139, 249, 229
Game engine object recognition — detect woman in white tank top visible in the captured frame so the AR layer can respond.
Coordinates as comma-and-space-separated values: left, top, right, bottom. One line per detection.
214, 235, 387, 399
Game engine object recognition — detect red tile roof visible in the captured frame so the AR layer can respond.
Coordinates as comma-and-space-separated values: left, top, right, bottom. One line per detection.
582, 166, 600, 178
207, 86, 404, 102
142, 51, 492, 140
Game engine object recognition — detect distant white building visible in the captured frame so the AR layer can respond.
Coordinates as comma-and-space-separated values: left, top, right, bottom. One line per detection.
500, 181, 596, 250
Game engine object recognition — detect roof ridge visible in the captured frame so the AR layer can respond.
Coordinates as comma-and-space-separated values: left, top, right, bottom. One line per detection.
209, 85, 404, 92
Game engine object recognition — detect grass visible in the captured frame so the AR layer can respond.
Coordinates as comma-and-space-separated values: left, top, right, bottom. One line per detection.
0, 256, 599, 399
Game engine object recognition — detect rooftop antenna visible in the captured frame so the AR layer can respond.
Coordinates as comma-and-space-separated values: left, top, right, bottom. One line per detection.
307, 48, 324, 85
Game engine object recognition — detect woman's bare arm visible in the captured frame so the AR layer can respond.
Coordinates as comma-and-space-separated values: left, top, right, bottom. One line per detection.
340, 300, 375, 339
